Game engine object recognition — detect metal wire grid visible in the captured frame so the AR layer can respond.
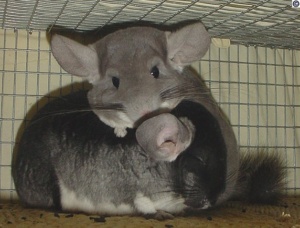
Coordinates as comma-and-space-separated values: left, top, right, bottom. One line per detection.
1, 0, 300, 50
200, 45, 300, 194
198, 45, 300, 195
0, 29, 299, 201
0, 29, 85, 201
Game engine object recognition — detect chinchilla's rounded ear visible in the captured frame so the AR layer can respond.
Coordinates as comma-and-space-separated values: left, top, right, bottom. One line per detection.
51, 34, 100, 83
166, 22, 211, 68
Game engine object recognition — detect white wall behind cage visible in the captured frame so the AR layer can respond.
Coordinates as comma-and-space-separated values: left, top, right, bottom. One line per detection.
0, 0, 300, 202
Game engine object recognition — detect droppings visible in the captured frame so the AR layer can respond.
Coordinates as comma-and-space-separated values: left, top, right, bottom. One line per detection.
242, 208, 247, 213
39, 213, 43, 218
207, 216, 213, 221
89, 216, 106, 223
280, 203, 288, 208
165, 224, 174, 228
21, 216, 26, 220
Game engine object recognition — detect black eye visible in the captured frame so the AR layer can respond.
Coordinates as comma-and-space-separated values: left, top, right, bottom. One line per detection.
151, 66, 159, 79
112, 77, 120, 89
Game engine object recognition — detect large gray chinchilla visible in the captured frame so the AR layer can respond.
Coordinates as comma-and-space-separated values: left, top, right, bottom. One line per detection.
12, 22, 284, 220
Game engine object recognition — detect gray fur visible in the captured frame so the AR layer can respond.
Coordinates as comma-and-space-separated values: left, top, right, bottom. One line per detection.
14, 22, 279, 219
51, 23, 239, 197
51, 23, 211, 137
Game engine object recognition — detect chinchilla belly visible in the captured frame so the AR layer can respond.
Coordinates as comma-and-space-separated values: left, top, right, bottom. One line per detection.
54, 142, 183, 215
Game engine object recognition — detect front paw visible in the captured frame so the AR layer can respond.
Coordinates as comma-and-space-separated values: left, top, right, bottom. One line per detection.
114, 127, 127, 137
145, 210, 175, 221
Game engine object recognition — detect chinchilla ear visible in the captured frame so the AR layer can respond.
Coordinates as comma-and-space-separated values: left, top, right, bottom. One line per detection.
51, 34, 99, 83
166, 22, 210, 67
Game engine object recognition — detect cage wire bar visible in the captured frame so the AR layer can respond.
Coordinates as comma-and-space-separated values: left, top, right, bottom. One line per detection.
0, 0, 300, 201
1, 0, 300, 49
198, 45, 300, 195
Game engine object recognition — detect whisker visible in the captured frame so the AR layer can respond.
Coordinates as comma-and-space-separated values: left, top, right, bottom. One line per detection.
90, 103, 125, 111
28, 102, 125, 126
29, 109, 93, 125
160, 83, 211, 101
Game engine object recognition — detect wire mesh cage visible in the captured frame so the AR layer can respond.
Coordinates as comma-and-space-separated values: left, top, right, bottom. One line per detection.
1, 0, 300, 49
0, 0, 299, 202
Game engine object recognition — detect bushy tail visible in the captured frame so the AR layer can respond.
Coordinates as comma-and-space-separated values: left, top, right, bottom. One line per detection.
233, 150, 285, 204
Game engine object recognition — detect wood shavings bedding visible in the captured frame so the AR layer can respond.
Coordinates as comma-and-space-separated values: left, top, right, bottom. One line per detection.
1, 197, 299, 227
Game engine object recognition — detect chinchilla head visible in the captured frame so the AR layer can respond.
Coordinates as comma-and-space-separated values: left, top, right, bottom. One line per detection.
50, 22, 211, 131
172, 151, 237, 211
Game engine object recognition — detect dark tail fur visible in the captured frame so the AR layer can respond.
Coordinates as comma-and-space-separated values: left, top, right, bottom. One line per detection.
233, 150, 285, 204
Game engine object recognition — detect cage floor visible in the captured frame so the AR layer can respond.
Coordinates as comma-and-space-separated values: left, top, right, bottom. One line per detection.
1, 198, 300, 227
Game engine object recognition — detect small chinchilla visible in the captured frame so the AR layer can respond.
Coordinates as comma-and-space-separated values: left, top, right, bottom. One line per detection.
12, 22, 285, 220
49, 22, 211, 137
